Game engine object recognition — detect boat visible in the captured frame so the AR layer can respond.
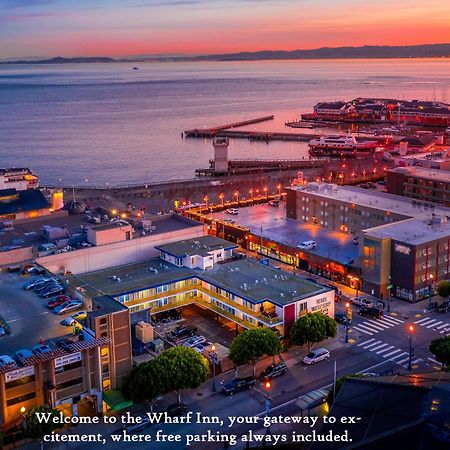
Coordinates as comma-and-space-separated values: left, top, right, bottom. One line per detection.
308, 135, 378, 157
132, 67, 139, 70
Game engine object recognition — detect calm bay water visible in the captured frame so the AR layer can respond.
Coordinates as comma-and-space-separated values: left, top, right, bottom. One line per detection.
0, 59, 449, 185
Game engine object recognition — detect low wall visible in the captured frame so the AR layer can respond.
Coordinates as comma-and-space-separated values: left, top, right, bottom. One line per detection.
38, 224, 205, 275
0, 247, 34, 268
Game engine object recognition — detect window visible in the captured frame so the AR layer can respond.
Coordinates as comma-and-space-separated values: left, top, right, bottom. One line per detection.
6, 392, 36, 407
56, 377, 83, 391
5, 375, 35, 389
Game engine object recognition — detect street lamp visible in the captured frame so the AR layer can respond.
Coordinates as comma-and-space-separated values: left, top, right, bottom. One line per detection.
387, 275, 392, 313
211, 344, 218, 392
204, 196, 208, 209
277, 184, 281, 196
263, 187, 268, 199
263, 380, 272, 435
234, 191, 239, 204
219, 194, 224, 207
428, 274, 434, 310
344, 302, 351, 343
249, 189, 253, 201
20, 406, 28, 450
407, 324, 415, 370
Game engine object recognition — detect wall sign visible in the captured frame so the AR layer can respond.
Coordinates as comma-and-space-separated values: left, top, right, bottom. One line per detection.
395, 243, 411, 255
5, 365, 35, 382
54, 352, 81, 368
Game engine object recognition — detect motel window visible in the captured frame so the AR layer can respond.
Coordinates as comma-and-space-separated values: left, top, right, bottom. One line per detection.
6, 391, 36, 407
5, 375, 36, 390
56, 377, 83, 391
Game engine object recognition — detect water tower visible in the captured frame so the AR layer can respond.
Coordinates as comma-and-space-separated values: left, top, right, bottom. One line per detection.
213, 137, 229, 174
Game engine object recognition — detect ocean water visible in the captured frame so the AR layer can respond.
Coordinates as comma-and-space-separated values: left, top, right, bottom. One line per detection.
0, 59, 449, 185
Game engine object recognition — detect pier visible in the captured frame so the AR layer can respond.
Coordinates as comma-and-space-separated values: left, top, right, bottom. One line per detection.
184, 115, 275, 138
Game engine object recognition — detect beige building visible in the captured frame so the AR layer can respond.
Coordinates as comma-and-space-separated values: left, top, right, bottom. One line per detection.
87, 221, 133, 246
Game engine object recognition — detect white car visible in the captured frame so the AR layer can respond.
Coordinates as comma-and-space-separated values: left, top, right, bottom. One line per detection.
303, 348, 330, 365
53, 300, 83, 315
351, 297, 373, 308
297, 240, 317, 250
182, 336, 206, 348
226, 208, 239, 215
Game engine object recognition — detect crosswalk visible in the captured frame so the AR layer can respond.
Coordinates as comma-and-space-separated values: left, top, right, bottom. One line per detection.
413, 317, 450, 334
357, 338, 422, 369
351, 315, 404, 336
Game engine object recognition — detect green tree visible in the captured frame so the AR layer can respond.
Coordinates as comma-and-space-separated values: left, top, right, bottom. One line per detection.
229, 328, 281, 377
23, 406, 60, 439
430, 336, 450, 368
290, 312, 337, 352
436, 281, 450, 299
122, 359, 163, 410
156, 346, 210, 404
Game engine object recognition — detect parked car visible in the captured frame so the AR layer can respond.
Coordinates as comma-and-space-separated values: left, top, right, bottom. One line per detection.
260, 362, 287, 380
53, 300, 83, 315
437, 301, 450, 313
221, 377, 256, 396
193, 341, 212, 353
303, 348, 330, 365
34, 279, 59, 292
224, 218, 235, 224
297, 240, 317, 250
268, 200, 279, 207
56, 338, 75, 352
169, 326, 197, 340
165, 403, 188, 417
359, 307, 383, 319
40, 284, 65, 298
60, 317, 76, 326
123, 415, 151, 433
47, 295, 71, 309
32, 344, 52, 356
181, 335, 206, 348
15, 349, 33, 364
0, 327, 5, 337
71, 310, 87, 322
23, 277, 48, 290
0, 355, 15, 367
351, 297, 373, 308
226, 208, 239, 215
334, 312, 351, 325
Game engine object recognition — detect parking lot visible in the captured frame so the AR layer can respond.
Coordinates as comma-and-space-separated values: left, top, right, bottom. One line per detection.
0, 271, 78, 356
212, 203, 359, 264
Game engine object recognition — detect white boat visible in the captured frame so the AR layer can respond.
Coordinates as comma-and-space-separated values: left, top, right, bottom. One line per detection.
308, 135, 378, 157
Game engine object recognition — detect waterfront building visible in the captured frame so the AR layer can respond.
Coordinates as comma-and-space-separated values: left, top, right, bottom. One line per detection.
0, 188, 51, 221
0, 168, 39, 191
387, 166, 450, 206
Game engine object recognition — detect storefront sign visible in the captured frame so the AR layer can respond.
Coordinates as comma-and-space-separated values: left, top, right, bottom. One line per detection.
395, 243, 411, 255
54, 352, 81, 368
5, 365, 35, 382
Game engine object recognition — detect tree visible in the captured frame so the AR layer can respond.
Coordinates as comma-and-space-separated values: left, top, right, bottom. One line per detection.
122, 359, 162, 411
229, 328, 281, 377
430, 336, 450, 368
23, 406, 60, 439
290, 312, 337, 352
436, 281, 450, 299
156, 346, 210, 405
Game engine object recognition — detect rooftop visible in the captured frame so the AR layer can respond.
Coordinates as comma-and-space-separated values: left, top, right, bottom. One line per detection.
289, 183, 450, 219
364, 217, 450, 245
389, 166, 450, 183
89, 295, 129, 318
201, 257, 328, 306
66, 258, 194, 298
90, 220, 133, 232
0, 188, 49, 215
155, 235, 238, 258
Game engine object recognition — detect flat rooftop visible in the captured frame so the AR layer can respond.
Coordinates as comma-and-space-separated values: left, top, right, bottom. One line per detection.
201, 258, 328, 306
67, 255, 328, 308
364, 217, 450, 245
212, 204, 359, 265
289, 184, 450, 218
155, 235, 238, 258
389, 166, 450, 183
66, 258, 194, 298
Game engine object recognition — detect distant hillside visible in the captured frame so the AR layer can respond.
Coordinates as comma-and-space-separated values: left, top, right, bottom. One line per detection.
1, 56, 115, 64
2, 44, 450, 64
196, 43, 450, 61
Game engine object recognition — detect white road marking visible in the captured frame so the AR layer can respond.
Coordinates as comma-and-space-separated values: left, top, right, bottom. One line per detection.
389, 352, 409, 361
356, 323, 380, 333
435, 323, 449, 330
414, 317, 434, 324
382, 349, 402, 358
375, 345, 394, 354
427, 320, 443, 328
427, 357, 442, 365
352, 326, 373, 336
361, 340, 382, 349
395, 356, 411, 365
357, 338, 375, 347
382, 316, 404, 324
364, 321, 388, 330
369, 343, 389, 352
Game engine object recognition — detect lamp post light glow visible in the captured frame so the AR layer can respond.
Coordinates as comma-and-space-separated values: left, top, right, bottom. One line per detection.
211, 344, 217, 392
407, 324, 415, 370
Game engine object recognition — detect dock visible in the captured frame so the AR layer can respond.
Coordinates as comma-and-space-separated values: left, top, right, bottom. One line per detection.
184, 115, 275, 138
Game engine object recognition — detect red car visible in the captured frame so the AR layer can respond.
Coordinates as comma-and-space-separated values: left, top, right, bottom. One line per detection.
47, 295, 71, 309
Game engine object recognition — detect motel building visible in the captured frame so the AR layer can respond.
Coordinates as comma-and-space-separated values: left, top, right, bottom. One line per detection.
68, 236, 335, 336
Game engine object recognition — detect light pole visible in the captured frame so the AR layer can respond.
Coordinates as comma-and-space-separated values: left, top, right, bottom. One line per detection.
387, 275, 392, 313
263, 380, 272, 435
345, 302, 352, 343
219, 194, 224, 207
204, 196, 208, 209
211, 344, 217, 392
249, 189, 253, 201
277, 184, 281, 197
234, 191, 239, 205
20, 406, 28, 450
407, 324, 415, 370
264, 187, 268, 199
428, 274, 434, 310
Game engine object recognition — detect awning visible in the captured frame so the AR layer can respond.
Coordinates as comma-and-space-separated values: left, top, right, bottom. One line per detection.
102, 390, 133, 411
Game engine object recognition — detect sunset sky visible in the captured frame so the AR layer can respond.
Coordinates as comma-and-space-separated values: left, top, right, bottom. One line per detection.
1, 0, 449, 59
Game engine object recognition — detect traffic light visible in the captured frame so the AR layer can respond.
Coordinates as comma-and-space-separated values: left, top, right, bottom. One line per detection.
407, 324, 415, 334
264, 380, 271, 391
